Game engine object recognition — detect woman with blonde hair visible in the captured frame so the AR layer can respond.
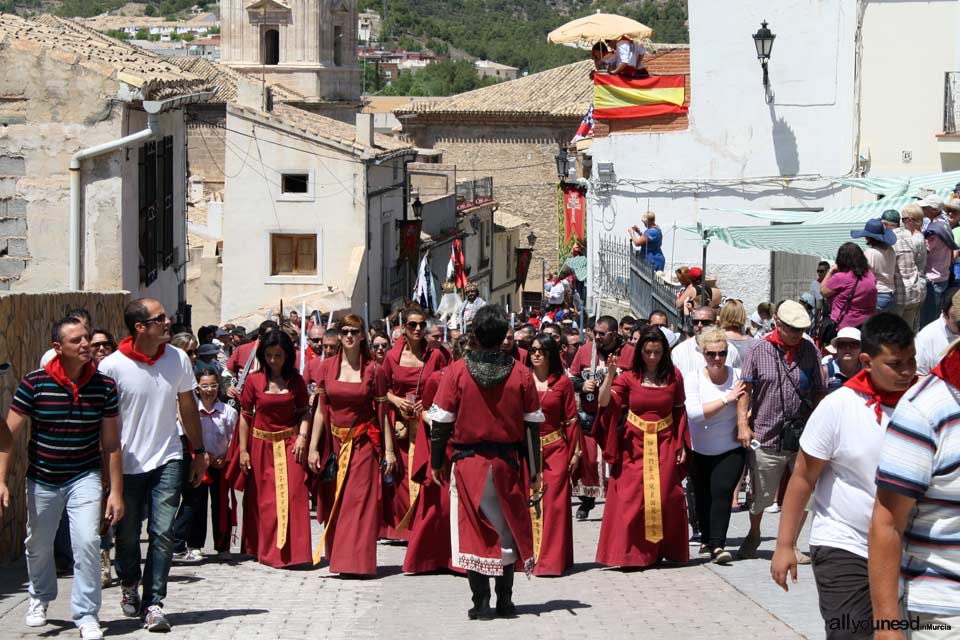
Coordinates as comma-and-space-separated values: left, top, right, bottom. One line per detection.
628, 211, 666, 271
683, 326, 746, 564
719, 300, 754, 355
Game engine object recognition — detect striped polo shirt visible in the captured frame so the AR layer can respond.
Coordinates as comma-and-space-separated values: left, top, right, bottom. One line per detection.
10, 368, 119, 486
875, 375, 960, 616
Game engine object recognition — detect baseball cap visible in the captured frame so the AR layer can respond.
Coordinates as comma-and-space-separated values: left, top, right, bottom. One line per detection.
688, 266, 703, 280
777, 300, 811, 329
799, 292, 816, 308
197, 343, 219, 357
918, 194, 944, 210
880, 209, 900, 224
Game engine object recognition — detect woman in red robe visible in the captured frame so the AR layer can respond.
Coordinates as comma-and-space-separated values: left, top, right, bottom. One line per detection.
382, 304, 450, 539
308, 314, 392, 576
527, 333, 580, 576
595, 325, 689, 568
236, 330, 313, 568
402, 334, 473, 573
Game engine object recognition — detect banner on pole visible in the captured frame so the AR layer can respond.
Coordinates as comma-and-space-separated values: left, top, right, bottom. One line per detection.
515, 248, 533, 288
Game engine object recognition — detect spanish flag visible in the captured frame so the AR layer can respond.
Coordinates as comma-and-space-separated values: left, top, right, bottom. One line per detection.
593, 74, 688, 120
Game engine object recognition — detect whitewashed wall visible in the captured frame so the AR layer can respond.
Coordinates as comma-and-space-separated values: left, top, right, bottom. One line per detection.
587, 0, 860, 312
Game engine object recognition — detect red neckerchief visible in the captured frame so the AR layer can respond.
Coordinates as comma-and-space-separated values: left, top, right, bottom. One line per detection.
43, 355, 96, 403
117, 336, 166, 365
766, 329, 799, 364
843, 369, 915, 424
931, 345, 960, 389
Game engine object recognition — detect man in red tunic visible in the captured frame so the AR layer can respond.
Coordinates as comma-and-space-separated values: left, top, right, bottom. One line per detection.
568, 315, 628, 519
428, 305, 543, 620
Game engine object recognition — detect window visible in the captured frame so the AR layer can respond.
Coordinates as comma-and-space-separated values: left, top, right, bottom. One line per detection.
270, 233, 317, 276
263, 28, 279, 65
479, 220, 489, 268
333, 26, 343, 67
281, 173, 308, 194
138, 135, 174, 286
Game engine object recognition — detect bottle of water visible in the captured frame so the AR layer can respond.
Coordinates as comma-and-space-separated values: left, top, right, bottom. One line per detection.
382, 458, 394, 485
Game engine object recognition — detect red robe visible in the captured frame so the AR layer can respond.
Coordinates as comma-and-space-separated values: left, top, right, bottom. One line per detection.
531, 373, 579, 576
594, 369, 689, 568
432, 358, 540, 576
316, 353, 387, 575
237, 371, 312, 568
381, 340, 450, 539
401, 370, 460, 574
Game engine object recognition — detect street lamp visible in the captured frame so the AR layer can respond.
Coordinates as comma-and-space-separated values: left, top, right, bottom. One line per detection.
469, 213, 481, 233
752, 20, 775, 103
412, 196, 424, 219
527, 230, 537, 247
555, 150, 567, 180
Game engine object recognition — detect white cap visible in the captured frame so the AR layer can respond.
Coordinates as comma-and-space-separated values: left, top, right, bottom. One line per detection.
918, 194, 944, 210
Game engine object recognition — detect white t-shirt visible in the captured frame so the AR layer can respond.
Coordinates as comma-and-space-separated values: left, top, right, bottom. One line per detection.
800, 385, 892, 559
671, 337, 741, 377
616, 39, 640, 67
683, 365, 741, 455
99, 345, 198, 474
915, 316, 957, 376
40, 348, 55, 367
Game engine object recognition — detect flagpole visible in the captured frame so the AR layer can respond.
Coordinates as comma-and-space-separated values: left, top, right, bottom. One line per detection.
299, 301, 306, 374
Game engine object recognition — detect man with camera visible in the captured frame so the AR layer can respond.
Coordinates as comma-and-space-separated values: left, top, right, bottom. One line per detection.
569, 315, 625, 520
736, 300, 826, 560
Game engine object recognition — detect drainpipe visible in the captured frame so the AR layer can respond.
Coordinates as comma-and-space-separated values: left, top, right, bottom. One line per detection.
68, 90, 216, 290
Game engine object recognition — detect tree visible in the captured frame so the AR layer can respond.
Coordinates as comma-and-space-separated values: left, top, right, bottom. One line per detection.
144, 3, 157, 16
182, 32, 194, 41
135, 28, 149, 39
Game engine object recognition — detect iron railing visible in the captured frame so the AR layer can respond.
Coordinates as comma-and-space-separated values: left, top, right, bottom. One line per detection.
594, 235, 631, 302
456, 177, 494, 211
629, 247, 682, 329
945, 72, 960, 134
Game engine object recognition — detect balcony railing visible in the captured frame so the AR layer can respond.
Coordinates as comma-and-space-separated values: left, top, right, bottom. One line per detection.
456, 177, 494, 211
945, 72, 960, 134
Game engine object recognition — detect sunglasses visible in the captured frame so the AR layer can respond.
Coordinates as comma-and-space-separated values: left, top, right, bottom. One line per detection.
141, 313, 167, 325
406, 321, 427, 330
593, 330, 609, 338
704, 350, 728, 358
307, 337, 322, 342
91, 342, 113, 350
340, 327, 362, 336
372, 343, 389, 350
692, 319, 715, 326
529, 347, 545, 355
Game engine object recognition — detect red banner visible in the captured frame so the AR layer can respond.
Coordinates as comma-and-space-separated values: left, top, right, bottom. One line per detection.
452, 238, 467, 290
515, 248, 532, 287
398, 220, 422, 262
562, 186, 586, 244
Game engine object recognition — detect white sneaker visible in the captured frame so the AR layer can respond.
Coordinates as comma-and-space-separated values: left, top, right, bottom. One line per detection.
764, 503, 781, 513
79, 620, 104, 640
24, 597, 47, 627
185, 548, 204, 562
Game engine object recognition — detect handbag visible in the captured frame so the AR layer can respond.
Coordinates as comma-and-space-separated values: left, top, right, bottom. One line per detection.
820, 275, 861, 345
775, 349, 814, 452
320, 452, 338, 483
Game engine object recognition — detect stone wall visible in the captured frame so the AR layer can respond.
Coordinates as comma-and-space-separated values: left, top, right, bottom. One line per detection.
0, 290, 128, 564
187, 104, 227, 190
403, 122, 577, 295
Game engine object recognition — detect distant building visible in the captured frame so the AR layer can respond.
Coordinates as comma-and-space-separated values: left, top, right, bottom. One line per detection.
0, 14, 214, 320
358, 11, 381, 45
79, 13, 219, 40
475, 60, 518, 81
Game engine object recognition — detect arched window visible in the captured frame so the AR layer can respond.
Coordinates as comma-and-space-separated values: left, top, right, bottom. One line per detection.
263, 28, 279, 65
333, 26, 343, 67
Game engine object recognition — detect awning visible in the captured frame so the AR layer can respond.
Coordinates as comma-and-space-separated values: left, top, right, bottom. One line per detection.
834, 169, 960, 197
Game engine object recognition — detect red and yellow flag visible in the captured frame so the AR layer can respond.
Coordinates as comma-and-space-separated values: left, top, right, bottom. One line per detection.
592, 74, 687, 120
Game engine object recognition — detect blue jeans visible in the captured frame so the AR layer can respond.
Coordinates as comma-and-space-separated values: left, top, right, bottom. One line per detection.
113, 459, 182, 609
920, 280, 950, 328
25, 472, 102, 626
876, 291, 895, 313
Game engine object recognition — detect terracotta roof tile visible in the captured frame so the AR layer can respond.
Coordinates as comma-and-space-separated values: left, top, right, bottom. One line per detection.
169, 56, 303, 103
0, 14, 210, 99
230, 102, 414, 159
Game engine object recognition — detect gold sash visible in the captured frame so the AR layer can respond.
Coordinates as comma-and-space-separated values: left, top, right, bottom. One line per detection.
313, 423, 367, 565
625, 411, 674, 544
395, 419, 421, 534
529, 429, 563, 560
252, 426, 297, 550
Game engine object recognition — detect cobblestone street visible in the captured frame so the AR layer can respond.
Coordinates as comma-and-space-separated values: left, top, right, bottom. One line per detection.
0, 500, 824, 640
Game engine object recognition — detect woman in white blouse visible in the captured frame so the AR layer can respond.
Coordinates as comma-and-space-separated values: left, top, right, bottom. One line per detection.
683, 327, 746, 564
